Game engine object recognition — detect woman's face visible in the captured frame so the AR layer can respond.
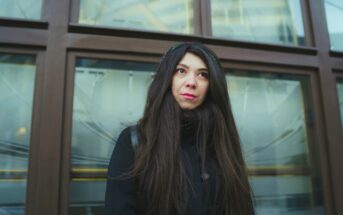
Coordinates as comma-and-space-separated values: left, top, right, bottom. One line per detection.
172, 52, 209, 110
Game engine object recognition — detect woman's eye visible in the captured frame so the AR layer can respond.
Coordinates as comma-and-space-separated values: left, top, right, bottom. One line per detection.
176, 68, 185, 74
199, 72, 209, 79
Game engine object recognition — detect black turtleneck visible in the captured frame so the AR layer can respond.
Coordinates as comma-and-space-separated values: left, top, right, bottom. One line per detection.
105, 124, 219, 215
180, 115, 219, 215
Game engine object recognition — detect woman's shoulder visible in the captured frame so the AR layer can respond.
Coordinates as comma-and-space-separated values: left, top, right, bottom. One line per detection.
115, 125, 140, 152
107, 126, 136, 176
117, 126, 131, 140
115, 126, 135, 149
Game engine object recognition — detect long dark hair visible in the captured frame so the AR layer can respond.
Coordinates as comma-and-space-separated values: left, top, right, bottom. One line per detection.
132, 42, 254, 215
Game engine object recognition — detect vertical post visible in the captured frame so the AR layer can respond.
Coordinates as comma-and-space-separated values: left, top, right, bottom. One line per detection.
308, 0, 343, 214
26, 0, 70, 214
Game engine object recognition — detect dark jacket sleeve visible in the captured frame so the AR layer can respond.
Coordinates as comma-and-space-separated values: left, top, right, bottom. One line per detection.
105, 127, 137, 215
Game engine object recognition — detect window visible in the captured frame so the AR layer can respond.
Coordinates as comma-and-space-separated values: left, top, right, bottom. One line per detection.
324, 0, 343, 51
78, 0, 194, 34
227, 71, 324, 214
0, 53, 36, 214
211, 0, 306, 46
0, 0, 42, 20
68, 58, 325, 214
69, 58, 155, 214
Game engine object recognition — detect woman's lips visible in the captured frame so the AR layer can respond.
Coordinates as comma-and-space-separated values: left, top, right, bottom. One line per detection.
181, 93, 196, 100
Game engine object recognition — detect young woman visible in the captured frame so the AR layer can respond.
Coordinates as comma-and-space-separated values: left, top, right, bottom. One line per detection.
105, 42, 255, 215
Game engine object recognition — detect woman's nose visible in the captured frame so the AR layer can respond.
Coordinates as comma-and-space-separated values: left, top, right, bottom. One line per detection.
185, 74, 197, 88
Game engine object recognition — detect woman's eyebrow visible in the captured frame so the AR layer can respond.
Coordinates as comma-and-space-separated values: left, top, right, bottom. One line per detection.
176, 63, 189, 68
177, 63, 208, 71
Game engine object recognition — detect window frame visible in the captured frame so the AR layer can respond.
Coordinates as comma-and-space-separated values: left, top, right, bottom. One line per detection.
0, 0, 342, 214
0, 48, 45, 215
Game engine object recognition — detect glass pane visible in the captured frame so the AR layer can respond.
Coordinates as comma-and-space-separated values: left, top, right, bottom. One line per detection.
69, 180, 106, 215
324, 0, 343, 51
69, 58, 155, 213
251, 176, 324, 215
337, 78, 343, 126
211, 0, 305, 46
227, 72, 310, 167
227, 71, 325, 214
0, 0, 42, 20
78, 0, 194, 34
0, 54, 36, 214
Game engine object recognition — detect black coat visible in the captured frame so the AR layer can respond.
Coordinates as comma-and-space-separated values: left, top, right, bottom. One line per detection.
105, 126, 219, 215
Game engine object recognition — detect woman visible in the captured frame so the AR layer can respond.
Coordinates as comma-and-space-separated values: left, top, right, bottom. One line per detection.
105, 42, 254, 215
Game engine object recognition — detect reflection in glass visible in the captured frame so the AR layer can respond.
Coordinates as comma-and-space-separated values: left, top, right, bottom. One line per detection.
69, 60, 325, 213
0, 54, 36, 214
337, 79, 343, 125
227, 71, 324, 214
69, 180, 106, 215
79, 0, 194, 34
0, 0, 42, 20
72, 59, 155, 169
211, 0, 305, 46
69, 59, 155, 213
227, 73, 310, 167
325, 0, 343, 51
251, 176, 323, 214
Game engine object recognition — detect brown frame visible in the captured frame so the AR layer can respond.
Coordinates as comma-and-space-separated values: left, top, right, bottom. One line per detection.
300, 0, 315, 47
205, 0, 313, 47
222, 60, 335, 214
0, 47, 45, 214
334, 72, 343, 132
59, 51, 161, 215
0, 0, 342, 214
307, 1, 343, 214
69, 0, 203, 37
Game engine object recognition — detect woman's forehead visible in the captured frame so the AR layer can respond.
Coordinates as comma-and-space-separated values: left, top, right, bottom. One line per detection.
177, 53, 208, 70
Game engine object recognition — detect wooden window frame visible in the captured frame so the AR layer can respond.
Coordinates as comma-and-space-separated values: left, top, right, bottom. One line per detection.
0, 0, 342, 214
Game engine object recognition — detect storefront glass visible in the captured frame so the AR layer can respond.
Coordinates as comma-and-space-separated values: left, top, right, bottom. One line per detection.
0, 0, 42, 20
78, 0, 194, 34
324, 0, 343, 51
0, 53, 36, 214
227, 71, 324, 214
69, 58, 155, 214
211, 0, 306, 46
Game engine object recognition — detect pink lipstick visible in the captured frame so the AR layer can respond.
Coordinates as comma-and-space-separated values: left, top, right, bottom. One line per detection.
181, 93, 196, 100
